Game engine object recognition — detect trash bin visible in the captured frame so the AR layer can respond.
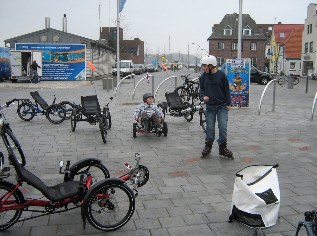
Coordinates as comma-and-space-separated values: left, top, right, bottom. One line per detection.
102, 77, 113, 90
229, 164, 280, 228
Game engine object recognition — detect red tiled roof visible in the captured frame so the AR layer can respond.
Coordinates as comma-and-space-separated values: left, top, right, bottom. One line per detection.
273, 24, 304, 59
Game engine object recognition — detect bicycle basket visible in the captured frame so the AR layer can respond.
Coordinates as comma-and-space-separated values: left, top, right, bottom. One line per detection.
229, 164, 280, 228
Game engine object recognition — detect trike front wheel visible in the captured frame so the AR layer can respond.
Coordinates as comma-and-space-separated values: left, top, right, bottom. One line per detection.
70, 109, 77, 132
17, 102, 35, 121
2, 129, 26, 167
83, 179, 135, 231
0, 181, 24, 231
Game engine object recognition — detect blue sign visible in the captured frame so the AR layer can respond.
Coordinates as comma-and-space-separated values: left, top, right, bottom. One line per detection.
226, 59, 250, 108
15, 43, 86, 81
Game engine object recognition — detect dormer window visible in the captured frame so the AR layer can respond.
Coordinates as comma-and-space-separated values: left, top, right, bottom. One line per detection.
243, 25, 252, 36
224, 25, 232, 36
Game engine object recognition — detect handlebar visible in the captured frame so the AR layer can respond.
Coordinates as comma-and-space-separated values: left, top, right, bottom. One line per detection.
0, 99, 16, 110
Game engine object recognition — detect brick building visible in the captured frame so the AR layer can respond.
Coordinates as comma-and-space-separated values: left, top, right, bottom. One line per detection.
100, 27, 144, 64
208, 13, 272, 71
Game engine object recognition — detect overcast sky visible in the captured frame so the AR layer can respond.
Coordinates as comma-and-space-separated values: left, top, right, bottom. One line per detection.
0, 0, 315, 56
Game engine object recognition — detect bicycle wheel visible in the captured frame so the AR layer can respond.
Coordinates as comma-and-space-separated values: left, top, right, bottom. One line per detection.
175, 86, 190, 102
59, 101, 75, 120
83, 179, 135, 231
293, 77, 299, 85
99, 115, 107, 143
69, 162, 110, 185
46, 104, 66, 124
1, 129, 26, 167
70, 109, 77, 132
0, 181, 24, 231
199, 108, 206, 131
17, 102, 35, 121
133, 123, 137, 138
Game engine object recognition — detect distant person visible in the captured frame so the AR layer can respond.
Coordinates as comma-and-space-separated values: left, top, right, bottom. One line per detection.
199, 55, 233, 159
30, 60, 41, 83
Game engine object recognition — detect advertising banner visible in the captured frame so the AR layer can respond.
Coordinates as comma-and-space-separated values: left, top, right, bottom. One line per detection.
15, 43, 86, 81
225, 59, 251, 108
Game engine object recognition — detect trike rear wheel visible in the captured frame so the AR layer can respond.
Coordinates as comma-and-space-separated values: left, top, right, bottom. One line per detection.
46, 104, 66, 124
83, 179, 135, 231
17, 102, 35, 121
0, 181, 24, 231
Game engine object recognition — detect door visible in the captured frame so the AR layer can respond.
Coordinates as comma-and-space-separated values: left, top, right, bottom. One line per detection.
32, 51, 42, 76
10, 51, 22, 76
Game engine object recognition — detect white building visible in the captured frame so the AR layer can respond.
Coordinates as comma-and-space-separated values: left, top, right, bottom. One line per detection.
301, 3, 317, 76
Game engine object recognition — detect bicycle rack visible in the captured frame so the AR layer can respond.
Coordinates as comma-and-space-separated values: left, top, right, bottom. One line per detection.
153, 76, 177, 101
258, 79, 277, 115
311, 91, 317, 121
114, 74, 135, 96
132, 74, 154, 99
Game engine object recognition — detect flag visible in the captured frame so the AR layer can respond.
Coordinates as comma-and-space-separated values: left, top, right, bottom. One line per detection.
119, 0, 126, 13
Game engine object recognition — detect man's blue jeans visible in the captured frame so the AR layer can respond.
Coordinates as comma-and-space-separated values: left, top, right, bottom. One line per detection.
205, 104, 228, 144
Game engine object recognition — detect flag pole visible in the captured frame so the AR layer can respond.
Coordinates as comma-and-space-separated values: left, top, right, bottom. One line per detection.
116, 0, 120, 84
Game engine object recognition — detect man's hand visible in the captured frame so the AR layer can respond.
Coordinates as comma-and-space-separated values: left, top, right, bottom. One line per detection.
226, 106, 231, 111
203, 96, 209, 103
135, 116, 139, 122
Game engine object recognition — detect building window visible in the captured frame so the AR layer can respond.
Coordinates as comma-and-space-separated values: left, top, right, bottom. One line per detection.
251, 57, 257, 66
243, 26, 251, 36
310, 41, 314, 52
250, 42, 257, 51
217, 57, 225, 66
305, 42, 308, 53
218, 42, 224, 50
290, 62, 296, 70
307, 24, 312, 34
232, 42, 238, 51
280, 32, 285, 38
224, 25, 232, 35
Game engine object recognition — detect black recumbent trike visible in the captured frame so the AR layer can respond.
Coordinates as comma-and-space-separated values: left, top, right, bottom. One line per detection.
70, 95, 112, 143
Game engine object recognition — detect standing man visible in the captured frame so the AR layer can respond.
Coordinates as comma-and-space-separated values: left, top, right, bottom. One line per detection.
30, 60, 41, 83
199, 55, 233, 159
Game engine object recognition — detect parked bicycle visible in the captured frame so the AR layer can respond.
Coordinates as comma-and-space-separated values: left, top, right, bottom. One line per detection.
295, 210, 316, 236
0, 103, 149, 231
175, 74, 200, 102
277, 74, 299, 86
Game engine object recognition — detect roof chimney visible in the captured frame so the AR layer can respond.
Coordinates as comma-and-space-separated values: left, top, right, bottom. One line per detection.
278, 22, 282, 24
45, 17, 50, 29
62, 14, 67, 32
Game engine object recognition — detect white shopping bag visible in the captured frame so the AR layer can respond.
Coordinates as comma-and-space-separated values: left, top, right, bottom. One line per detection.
229, 164, 280, 228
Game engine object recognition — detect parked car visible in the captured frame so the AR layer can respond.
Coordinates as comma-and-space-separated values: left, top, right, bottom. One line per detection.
250, 66, 272, 85
133, 64, 144, 75
146, 64, 156, 73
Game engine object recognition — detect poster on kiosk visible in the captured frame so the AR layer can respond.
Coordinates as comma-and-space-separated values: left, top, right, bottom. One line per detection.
225, 59, 250, 108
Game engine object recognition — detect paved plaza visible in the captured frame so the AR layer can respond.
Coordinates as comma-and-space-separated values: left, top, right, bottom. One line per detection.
0, 70, 316, 236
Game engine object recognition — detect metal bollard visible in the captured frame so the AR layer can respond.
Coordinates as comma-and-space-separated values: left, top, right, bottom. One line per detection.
287, 75, 293, 89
